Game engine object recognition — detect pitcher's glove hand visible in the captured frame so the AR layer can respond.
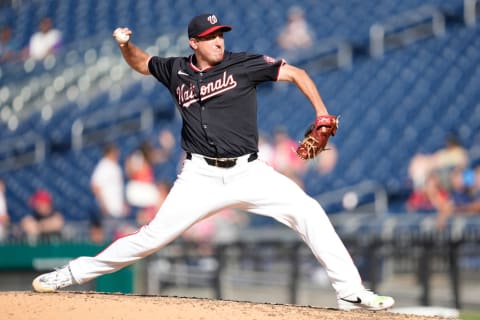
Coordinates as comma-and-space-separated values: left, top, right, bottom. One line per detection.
296, 115, 339, 160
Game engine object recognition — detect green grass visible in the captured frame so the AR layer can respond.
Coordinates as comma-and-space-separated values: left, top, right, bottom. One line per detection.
460, 311, 480, 320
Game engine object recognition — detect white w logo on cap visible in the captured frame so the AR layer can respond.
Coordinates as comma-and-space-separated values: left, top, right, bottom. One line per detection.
207, 15, 218, 24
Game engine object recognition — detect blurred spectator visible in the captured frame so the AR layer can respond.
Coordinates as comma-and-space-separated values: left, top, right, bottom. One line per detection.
155, 128, 176, 164
407, 134, 470, 226
135, 180, 172, 226
408, 154, 433, 191
27, 17, 61, 61
449, 168, 476, 208
125, 141, 160, 208
182, 208, 249, 254
0, 179, 10, 242
0, 25, 20, 62
406, 171, 449, 214
91, 143, 128, 218
20, 189, 64, 243
277, 6, 314, 51
179, 208, 249, 271
91, 143, 132, 240
271, 127, 306, 187
408, 134, 469, 191
436, 166, 480, 229
432, 134, 469, 187
455, 166, 480, 213
212, 209, 249, 245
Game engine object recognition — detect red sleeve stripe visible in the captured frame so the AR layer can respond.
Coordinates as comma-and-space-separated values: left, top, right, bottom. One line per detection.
276, 59, 287, 81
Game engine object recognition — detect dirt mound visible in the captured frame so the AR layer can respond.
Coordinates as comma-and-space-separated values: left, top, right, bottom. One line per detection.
0, 291, 449, 320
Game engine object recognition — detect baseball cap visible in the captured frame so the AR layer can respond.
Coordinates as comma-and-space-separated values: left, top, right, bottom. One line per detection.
188, 13, 232, 39
30, 189, 52, 207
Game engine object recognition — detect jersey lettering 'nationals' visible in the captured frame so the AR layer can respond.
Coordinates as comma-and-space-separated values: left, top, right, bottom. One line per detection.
176, 70, 237, 108
148, 52, 284, 158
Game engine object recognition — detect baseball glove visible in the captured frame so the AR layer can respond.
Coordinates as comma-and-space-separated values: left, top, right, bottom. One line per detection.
296, 115, 339, 160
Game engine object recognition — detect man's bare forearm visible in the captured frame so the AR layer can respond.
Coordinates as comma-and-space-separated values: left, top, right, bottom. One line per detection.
119, 42, 151, 75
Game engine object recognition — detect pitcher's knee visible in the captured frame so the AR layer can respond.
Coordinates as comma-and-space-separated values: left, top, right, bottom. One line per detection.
301, 197, 326, 214
139, 224, 184, 250
294, 198, 329, 222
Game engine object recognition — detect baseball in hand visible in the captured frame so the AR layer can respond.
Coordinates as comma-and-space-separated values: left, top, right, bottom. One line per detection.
114, 28, 130, 45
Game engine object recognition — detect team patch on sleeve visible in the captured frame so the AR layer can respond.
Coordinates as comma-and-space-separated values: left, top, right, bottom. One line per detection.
263, 55, 277, 64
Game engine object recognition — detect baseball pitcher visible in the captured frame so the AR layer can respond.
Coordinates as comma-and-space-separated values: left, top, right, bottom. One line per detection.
32, 13, 394, 311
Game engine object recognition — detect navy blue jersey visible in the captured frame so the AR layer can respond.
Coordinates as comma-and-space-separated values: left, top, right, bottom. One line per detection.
148, 51, 284, 158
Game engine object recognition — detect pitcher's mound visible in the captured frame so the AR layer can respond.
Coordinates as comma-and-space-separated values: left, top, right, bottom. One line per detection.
0, 291, 448, 320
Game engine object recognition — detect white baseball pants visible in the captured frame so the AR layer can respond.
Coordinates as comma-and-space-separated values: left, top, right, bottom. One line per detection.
69, 154, 364, 297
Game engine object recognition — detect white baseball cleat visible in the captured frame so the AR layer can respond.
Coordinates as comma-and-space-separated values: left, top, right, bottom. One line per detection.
32, 265, 75, 293
338, 289, 395, 311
